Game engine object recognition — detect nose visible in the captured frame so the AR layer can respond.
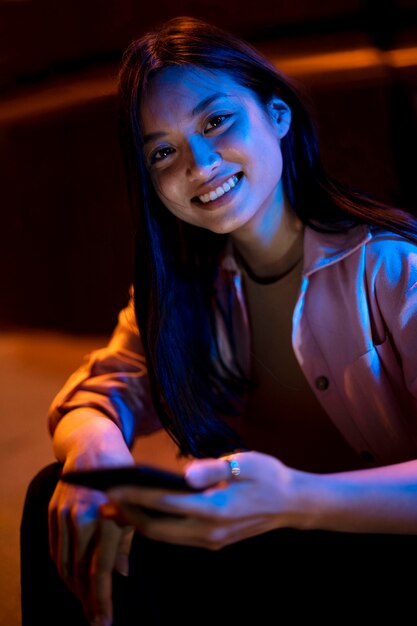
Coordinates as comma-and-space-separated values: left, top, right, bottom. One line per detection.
186, 135, 221, 181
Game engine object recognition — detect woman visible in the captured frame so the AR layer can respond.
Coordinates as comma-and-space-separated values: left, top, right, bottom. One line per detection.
21, 15, 417, 626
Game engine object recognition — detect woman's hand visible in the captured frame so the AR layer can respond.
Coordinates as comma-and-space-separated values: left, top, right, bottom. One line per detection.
48, 411, 135, 626
48, 477, 133, 626
103, 451, 299, 550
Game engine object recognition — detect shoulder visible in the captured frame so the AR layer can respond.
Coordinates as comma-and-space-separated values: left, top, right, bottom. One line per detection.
365, 227, 417, 294
366, 226, 417, 254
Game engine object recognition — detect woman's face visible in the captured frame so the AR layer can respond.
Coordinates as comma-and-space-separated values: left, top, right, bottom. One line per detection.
140, 66, 290, 237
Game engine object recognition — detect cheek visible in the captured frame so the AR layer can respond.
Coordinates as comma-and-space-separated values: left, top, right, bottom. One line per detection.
219, 120, 251, 157
271, 147, 283, 177
219, 118, 282, 178
150, 170, 191, 222
254, 129, 283, 182
151, 169, 180, 205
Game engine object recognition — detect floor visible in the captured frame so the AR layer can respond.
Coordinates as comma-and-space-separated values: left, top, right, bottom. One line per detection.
0, 328, 182, 626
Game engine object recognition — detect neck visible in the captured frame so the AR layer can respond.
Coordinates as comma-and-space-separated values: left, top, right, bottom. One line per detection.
230, 194, 304, 281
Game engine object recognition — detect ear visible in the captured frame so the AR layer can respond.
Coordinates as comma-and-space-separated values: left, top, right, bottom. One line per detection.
267, 97, 291, 139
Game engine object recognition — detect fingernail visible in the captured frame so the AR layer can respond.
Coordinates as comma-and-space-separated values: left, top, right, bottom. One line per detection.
100, 502, 118, 518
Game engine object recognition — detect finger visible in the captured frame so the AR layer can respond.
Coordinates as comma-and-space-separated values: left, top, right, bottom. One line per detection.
116, 505, 268, 550
99, 503, 134, 575
51, 499, 73, 585
97, 508, 133, 577
49, 485, 81, 582
106, 485, 212, 524
70, 514, 99, 601
71, 492, 104, 567
47, 497, 59, 565
185, 454, 244, 489
108, 505, 202, 545
108, 482, 239, 522
99, 502, 127, 525
114, 527, 134, 576
106, 485, 187, 519
48, 488, 67, 569
48, 492, 79, 596
88, 519, 123, 625
106, 478, 248, 524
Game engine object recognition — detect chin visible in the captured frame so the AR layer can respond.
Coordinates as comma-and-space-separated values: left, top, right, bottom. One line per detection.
203, 213, 250, 236
202, 222, 241, 236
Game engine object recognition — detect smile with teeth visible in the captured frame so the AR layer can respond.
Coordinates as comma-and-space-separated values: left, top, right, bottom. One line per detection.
198, 174, 241, 204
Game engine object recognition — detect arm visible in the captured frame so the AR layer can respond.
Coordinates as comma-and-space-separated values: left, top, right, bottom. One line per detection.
291, 459, 417, 534
98, 246, 417, 542
47, 290, 157, 625
52, 407, 134, 469
101, 452, 417, 554
369, 235, 417, 409
48, 288, 162, 448
291, 238, 417, 534
90, 238, 417, 546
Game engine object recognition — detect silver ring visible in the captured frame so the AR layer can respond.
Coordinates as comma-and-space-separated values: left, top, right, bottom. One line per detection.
224, 455, 241, 479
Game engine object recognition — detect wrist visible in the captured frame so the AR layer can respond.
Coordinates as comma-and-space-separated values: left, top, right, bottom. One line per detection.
53, 408, 133, 471
284, 467, 323, 530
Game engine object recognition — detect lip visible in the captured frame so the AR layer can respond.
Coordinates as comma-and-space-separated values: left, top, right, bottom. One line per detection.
191, 172, 243, 208
192, 172, 242, 201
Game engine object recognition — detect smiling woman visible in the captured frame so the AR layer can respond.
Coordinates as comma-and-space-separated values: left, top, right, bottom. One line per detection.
140, 65, 291, 242
21, 14, 417, 626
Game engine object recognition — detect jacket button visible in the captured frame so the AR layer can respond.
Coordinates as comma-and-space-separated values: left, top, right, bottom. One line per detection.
360, 450, 375, 464
315, 376, 329, 390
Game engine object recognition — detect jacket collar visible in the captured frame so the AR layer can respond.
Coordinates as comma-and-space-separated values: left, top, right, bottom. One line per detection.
219, 223, 372, 278
303, 224, 372, 276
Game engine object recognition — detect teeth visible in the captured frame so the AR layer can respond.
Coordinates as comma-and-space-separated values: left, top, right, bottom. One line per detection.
198, 175, 240, 204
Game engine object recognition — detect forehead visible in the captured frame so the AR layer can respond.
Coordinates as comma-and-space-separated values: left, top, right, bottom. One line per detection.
140, 66, 255, 130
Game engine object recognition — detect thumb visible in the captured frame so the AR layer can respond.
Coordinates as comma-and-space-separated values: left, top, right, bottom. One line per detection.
185, 458, 231, 489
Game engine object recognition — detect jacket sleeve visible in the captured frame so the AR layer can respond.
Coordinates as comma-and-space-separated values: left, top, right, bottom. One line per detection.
47, 289, 162, 447
370, 235, 417, 404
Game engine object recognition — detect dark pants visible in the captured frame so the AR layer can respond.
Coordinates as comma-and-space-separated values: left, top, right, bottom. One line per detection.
20, 463, 417, 625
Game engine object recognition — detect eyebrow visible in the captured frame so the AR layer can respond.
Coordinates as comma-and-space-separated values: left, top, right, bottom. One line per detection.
142, 92, 229, 146
191, 92, 229, 117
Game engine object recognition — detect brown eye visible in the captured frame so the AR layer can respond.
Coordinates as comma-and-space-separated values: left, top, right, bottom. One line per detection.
204, 114, 230, 133
150, 146, 174, 164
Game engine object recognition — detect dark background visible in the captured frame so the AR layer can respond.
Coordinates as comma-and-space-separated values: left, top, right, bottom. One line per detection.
1, 0, 417, 333
0, 4, 416, 625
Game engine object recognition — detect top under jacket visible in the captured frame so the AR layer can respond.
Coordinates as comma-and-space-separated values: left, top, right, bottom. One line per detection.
48, 224, 417, 466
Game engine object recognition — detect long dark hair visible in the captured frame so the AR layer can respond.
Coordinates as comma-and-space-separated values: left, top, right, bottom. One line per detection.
117, 16, 417, 458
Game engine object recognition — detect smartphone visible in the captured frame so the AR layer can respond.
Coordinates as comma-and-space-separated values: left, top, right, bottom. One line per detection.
60, 464, 198, 492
